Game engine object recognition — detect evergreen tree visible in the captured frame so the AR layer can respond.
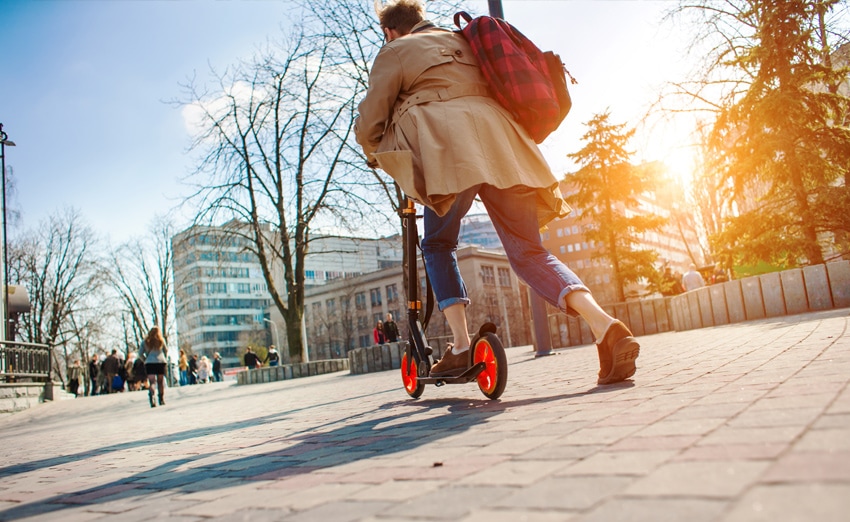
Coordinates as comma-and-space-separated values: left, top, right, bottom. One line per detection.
565, 111, 666, 302
679, 0, 850, 268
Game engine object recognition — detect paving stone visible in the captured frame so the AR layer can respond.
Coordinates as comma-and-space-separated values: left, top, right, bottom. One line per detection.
556, 450, 676, 476
495, 476, 631, 511
285, 500, 394, 522
625, 460, 770, 498
459, 459, 566, 486
380, 485, 516, 520
579, 497, 728, 522
723, 483, 850, 522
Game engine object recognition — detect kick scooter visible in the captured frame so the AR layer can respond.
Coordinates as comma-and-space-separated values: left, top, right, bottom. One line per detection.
399, 197, 508, 400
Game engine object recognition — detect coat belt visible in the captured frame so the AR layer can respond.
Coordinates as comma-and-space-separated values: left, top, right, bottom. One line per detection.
393, 84, 490, 124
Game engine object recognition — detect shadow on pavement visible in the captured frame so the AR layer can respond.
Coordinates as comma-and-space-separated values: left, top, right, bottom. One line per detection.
0, 386, 625, 520
0, 396, 516, 520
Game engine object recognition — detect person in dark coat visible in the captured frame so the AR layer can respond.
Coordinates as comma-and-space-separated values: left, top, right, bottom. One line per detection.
188, 354, 199, 385
243, 347, 260, 369
102, 349, 121, 393
383, 313, 400, 342
212, 352, 223, 382
88, 354, 99, 396
132, 352, 147, 391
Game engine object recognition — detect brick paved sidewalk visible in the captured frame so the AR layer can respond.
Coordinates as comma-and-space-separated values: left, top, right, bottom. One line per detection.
0, 309, 848, 521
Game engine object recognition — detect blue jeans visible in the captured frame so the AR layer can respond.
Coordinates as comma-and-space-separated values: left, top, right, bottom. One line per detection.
421, 184, 590, 315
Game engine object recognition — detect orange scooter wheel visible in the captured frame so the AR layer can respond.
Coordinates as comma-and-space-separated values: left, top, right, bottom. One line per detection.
401, 352, 425, 398
473, 332, 507, 400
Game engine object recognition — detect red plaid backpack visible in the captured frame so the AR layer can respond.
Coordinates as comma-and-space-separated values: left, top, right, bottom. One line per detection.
453, 11, 576, 144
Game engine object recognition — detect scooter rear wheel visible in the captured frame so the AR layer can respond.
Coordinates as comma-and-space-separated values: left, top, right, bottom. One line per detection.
401, 352, 425, 398
473, 332, 507, 400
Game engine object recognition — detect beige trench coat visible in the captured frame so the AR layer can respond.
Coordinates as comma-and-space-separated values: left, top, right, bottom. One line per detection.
354, 21, 570, 225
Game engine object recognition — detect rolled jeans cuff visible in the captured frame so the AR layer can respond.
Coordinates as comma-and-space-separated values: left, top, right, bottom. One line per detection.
437, 296, 470, 312
558, 285, 592, 317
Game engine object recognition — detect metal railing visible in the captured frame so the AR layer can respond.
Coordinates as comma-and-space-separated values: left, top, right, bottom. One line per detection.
1, 340, 51, 382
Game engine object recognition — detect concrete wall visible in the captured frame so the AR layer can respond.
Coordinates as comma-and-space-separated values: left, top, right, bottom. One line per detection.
237, 358, 349, 385
0, 383, 46, 414
671, 261, 850, 331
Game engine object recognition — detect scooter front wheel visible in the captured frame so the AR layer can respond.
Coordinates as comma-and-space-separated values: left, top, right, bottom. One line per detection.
401, 352, 425, 399
473, 332, 507, 400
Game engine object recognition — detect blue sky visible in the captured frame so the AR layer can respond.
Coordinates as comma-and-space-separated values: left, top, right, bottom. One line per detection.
1, 0, 690, 245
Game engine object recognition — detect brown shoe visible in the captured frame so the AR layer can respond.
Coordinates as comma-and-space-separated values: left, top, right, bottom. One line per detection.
430, 344, 470, 377
596, 320, 640, 385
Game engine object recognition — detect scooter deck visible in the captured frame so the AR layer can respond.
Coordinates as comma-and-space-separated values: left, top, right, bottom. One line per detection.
416, 362, 486, 386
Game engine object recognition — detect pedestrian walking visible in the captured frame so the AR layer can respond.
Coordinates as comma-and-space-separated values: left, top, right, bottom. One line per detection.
102, 349, 121, 393
197, 355, 212, 383
132, 351, 147, 391
355, 0, 639, 384
373, 320, 387, 345
68, 360, 82, 397
682, 263, 706, 292
243, 347, 260, 369
265, 345, 280, 367
212, 352, 223, 382
87, 354, 99, 396
383, 312, 400, 342
142, 326, 168, 408
178, 349, 189, 386
188, 354, 199, 385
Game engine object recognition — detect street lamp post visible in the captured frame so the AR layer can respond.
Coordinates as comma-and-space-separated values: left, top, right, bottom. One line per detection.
263, 317, 280, 350
0, 123, 16, 344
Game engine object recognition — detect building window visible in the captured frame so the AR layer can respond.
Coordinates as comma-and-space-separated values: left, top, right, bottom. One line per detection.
572, 225, 580, 234
564, 227, 571, 236
481, 265, 495, 285
559, 245, 566, 254
204, 282, 228, 294
497, 267, 511, 288
370, 288, 382, 307
310, 303, 322, 323
326, 298, 336, 314
355, 292, 366, 310
556, 228, 563, 237
567, 244, 574, 252
575, 243, 581, 251
386, 284, 398, 304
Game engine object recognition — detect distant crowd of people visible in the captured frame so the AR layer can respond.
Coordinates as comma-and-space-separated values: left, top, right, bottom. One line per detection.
177, 349, 223, 385
78, 348, 150, 397
67, 327, 225, 406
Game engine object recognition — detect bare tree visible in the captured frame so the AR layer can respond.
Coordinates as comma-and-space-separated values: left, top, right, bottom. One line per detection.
179, 13, 385, 361
178, 0, 474, 362
106, 216, 176, 354
7, 208, 107, 380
